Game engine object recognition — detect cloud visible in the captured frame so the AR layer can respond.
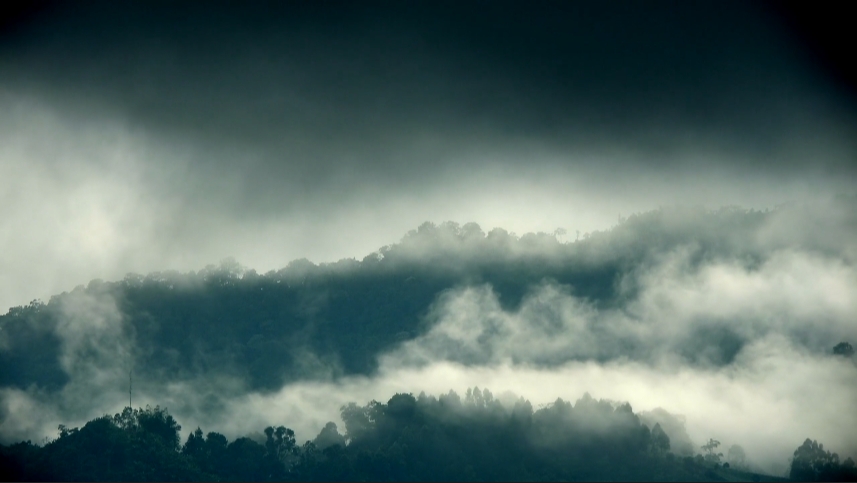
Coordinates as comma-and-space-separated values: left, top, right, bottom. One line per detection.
0, 286, 133, 442
380, 243, 857, 367
4, 204, 856, 478
1, 3, 855, 471
1, 1, 855, 314
364, 241, 856, 474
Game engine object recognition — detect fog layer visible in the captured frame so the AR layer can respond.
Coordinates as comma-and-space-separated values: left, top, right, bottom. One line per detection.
2, 201, 856, 476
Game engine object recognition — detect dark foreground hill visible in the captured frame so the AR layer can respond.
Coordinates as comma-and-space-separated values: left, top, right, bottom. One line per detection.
2, 389, 819, 482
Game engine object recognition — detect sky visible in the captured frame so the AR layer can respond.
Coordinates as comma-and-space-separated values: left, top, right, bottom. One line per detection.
1, 2, 856, 474
1, 0, 854, 312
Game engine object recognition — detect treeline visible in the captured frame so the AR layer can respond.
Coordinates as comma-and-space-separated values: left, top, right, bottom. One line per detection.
3, 389, 837, 482
0, 223, 618, 393
790, 439, 857, 482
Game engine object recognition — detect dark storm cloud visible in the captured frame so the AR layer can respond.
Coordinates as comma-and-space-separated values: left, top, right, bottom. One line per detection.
3, 0, 854, 179
0, 2, 855, 312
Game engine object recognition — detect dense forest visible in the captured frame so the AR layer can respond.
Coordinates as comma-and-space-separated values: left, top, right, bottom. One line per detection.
1, 199, 856, 480
7, 389, 852, 481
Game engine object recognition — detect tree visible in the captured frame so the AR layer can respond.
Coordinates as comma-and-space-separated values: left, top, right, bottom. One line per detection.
340, 402, 376, 445
790, 439, 841, 481
313, 422, 346, 450
701, 439, 723, 465
650, 423, 671, 454
727, 444, 747, 469
223, 437, 267, 481
136, 406, 182, 451
111, 405, 182, 451
263, 424, 298, 479
182, 427, 206, 459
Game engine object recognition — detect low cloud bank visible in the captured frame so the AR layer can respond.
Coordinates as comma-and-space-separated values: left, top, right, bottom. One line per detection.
2, 202, 856, 476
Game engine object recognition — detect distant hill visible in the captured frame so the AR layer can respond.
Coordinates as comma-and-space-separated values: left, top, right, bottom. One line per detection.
5, 202, 843, 393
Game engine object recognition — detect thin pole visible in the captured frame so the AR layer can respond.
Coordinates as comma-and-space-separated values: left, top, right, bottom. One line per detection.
129, 370, 132, 409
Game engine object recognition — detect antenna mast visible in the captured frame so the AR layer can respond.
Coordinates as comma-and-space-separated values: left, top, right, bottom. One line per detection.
129, 370, 132, 409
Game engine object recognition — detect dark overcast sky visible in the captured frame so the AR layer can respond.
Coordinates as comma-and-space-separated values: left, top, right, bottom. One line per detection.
1, 0, 855, 310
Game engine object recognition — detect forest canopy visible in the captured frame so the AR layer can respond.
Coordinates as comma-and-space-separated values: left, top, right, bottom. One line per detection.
7, 389, 845, 481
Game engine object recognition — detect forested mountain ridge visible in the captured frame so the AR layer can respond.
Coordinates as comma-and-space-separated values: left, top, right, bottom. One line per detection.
1, 198, 856, 480
3, 201, 853, 392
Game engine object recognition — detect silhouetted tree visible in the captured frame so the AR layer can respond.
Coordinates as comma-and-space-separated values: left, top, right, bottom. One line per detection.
313, 422, 346, 450
790, 438, 857, 481
727, 444, 747, 469
701, 438, 723, 465
651, 423, 671, 454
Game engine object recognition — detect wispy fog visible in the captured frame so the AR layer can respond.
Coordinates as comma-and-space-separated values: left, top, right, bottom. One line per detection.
2, 200, 856, 476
